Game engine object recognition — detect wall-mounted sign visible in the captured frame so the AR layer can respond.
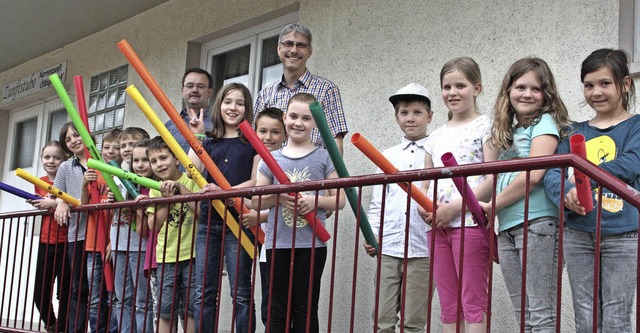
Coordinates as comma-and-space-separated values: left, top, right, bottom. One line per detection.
2, 61, 68, 104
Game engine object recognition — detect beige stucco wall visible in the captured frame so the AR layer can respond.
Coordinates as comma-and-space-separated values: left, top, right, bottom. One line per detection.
0, 0, 623, 332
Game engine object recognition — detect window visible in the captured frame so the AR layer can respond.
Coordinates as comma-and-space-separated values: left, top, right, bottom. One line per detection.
47, 109, 67, 142
11, 117, 38, 169
201, 12, 298, 97
619, 0, 640, 74
87, 65, 127, 149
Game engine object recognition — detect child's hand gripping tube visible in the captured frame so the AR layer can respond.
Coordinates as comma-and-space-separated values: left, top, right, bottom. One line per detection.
117, 40, 263, 247
88, 159, 161, 191
15, 168, 81, 205
440, 152, 497, 257
440, 153, 488, 227
106, 160, 142, 198
125, 85, 257, 259
51, 73, 119, 291
49, 74, 124, 202
238, 120, 331, 242
569, 134, 594, 213
350, 133, 434, 213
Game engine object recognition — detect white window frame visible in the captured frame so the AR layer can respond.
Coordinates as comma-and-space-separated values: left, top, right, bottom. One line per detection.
87, 65, 128, 149
11, 116, 39, 170
620, 0, 640, 74
200, 12, 298, 95
1, 97, 63, 214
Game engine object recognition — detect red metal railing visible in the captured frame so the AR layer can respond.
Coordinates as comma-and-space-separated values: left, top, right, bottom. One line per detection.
0, 154, 638, 332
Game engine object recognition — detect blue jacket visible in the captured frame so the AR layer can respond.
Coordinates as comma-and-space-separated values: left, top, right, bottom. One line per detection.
543, 115, 640, 235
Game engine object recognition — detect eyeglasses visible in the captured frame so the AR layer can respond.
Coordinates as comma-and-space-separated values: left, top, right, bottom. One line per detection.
279, 41, 309, 49
183, 83, 210, 90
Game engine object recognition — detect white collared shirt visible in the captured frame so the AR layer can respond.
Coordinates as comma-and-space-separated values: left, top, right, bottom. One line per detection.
368, 136, 430, 258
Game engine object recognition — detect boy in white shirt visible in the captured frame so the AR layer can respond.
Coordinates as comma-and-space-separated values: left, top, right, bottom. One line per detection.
365, 83, 433, 333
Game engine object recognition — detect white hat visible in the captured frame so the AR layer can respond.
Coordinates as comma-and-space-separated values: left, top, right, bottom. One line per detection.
389, 83, 431, 108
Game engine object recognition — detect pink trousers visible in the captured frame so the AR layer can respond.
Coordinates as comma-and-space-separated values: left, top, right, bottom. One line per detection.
430, 227, 489, 323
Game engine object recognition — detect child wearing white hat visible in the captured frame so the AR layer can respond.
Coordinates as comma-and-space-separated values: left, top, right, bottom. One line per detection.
364, 83, 433, 333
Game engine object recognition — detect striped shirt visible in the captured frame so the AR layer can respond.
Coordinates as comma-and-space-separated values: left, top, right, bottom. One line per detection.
53, 158, 87, 242
368, 137, 430, 258
254, 69, 348, 148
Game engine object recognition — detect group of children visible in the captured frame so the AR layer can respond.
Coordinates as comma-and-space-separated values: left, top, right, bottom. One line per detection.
366, 48, 639, 333
30, 79, 341, 333
27, 46, 640, 333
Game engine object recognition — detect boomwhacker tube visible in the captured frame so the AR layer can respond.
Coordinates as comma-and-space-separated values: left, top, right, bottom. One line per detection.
51, 74, 117, 291
309, 102, 378, 253
351, 133, 434, 213
107, 160, 142, 197
238, 120, 331, 242
73, 76, 95, 163
569, 134, 594, 213
89, 159, 161, 191
49, 74, 124, 202
117, 41, 264, 245
116, 40, 252, 215
74, 75, 112, 231
74, 76, 102, 200
0, 181, 42, 201
106, 160, 139, 230
15, 168, 81, 205
440, 152, 497, 256
74, 74, 119, 285
74, 76, 90, 128
440, 152, 489, 227
125, 85, 257, 258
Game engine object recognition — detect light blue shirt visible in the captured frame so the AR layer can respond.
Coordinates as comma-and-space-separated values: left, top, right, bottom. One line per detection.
496, 113, 559, 232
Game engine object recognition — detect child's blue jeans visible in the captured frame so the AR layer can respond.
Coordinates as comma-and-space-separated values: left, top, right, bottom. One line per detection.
564, 226, 637, 333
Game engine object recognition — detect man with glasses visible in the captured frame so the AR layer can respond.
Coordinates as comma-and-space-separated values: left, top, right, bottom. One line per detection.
166, 68, 214, 153
255, 22, 348, 153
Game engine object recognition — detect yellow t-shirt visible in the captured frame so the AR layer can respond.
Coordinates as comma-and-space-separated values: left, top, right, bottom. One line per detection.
146, 173, 200, 263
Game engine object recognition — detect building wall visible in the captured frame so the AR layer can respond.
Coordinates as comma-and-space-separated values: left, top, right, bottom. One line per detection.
0, 0, 621, 332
